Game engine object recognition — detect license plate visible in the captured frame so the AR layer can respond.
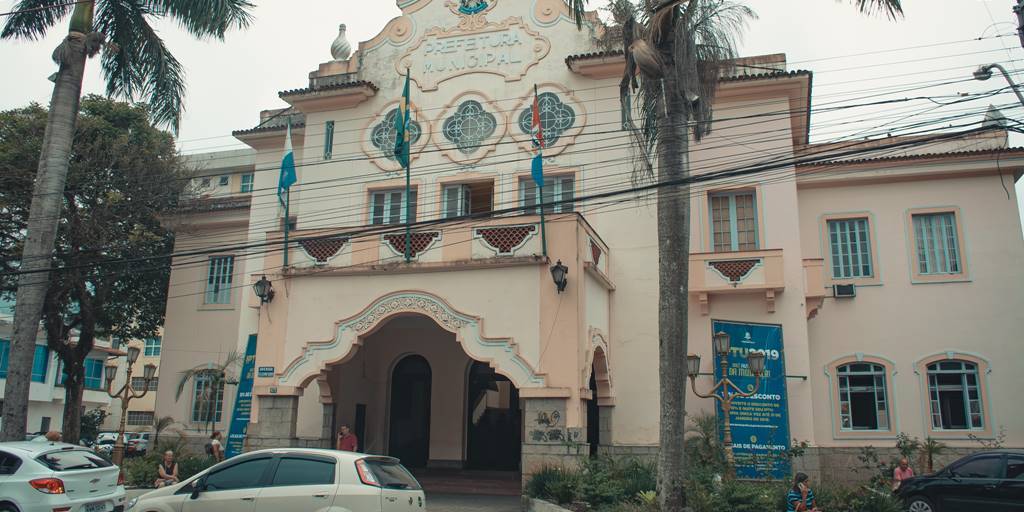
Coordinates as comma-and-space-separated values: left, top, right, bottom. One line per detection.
85, 502, 107, 512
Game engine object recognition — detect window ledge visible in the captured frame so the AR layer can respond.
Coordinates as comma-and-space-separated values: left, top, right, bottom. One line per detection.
199, 303, 236, 311
910, 277, 971, 285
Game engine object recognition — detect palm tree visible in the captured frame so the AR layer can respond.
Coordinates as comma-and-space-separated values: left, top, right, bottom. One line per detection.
563, 1, 903, 510
0, 0, 253, 441
175, 352, 243, 433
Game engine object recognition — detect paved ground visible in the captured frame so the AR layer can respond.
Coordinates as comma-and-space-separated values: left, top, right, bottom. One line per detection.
127, 489, 521, 511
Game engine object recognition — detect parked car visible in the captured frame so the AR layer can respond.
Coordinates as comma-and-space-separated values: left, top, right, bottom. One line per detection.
0, 441, 126, 512
93, 438, 115, 457
896, 449, 1024, 512
95, 432, 118, 443
126, 433, 150, 456
128, 449, 425, 512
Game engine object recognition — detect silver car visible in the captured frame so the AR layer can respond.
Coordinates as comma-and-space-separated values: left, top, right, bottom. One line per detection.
128, 448, 425, 512
0, 441, 127, 512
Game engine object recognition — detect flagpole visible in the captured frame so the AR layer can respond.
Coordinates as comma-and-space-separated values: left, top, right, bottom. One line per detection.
283, 118, 292, 268
403, 69, 412, 263
534, 84, 548, 258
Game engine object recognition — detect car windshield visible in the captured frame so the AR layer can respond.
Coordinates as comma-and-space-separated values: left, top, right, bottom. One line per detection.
364, 459, 421, 490
37, 449, 113, 471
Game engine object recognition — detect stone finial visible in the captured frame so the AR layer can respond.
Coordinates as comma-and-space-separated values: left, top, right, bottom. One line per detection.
330, 23, 352, 61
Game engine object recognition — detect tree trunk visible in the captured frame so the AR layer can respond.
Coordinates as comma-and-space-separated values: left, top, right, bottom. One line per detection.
655, 73, 692, 511
0, 24, 90, 442
61, 361, 86, 444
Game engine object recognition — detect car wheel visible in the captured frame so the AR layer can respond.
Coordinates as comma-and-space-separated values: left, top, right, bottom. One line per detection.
0, 502, 19, 512
907, 495, 936, 512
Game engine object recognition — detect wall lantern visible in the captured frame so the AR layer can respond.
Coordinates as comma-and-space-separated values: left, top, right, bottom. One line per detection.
550, 260, 568, 293
253, 275, 275, 304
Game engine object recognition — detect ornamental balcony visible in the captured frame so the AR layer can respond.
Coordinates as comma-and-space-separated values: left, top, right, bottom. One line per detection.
689, 249, 785, 315
268, 213, 611, 285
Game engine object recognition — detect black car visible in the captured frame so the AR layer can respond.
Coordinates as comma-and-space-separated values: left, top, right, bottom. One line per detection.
896, 449, 1024, 512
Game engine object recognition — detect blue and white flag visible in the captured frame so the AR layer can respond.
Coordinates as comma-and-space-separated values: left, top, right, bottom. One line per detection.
278, 122, 297, 206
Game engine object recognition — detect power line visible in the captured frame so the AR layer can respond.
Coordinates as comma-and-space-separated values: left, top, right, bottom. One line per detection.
0, 0, 86, 17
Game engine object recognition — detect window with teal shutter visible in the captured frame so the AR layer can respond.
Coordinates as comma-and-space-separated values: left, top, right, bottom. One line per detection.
913, 212, 961, 274
144, 337, 161, 357
31, 345, 49, 383
828, 218, 873, 279
0, 339, 9, 379
57, 358, 106, 389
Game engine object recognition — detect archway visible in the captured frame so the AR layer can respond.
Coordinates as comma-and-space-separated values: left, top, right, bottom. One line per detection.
389, 354, 432, 468
587, 369, 599, 456
466, 361, 521, 470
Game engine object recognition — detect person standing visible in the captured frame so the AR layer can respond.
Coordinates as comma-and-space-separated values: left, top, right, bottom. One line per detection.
336, 425, 358, 452
893, 457, 915, 491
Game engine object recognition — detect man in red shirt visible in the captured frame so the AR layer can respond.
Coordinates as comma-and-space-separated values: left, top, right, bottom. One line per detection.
336, 425, 358, 452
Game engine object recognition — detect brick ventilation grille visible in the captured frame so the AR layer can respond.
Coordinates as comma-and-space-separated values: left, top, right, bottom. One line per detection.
477, 225, 537, 254
299, 237, 349, 263
590, 240, 602, 266
709, 259, 758, 282
385, 232, 441, 258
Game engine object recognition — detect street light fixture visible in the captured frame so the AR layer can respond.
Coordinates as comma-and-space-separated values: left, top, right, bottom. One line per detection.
550, 260, 568, 293
973, 63, 1024, 109
688, 331, 767, 478
106, 343, 157, 466
252, 275, 275, 304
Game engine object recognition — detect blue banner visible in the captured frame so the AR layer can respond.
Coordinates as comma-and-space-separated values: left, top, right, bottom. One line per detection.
225, 334, 258, 459
712, 320, 791, 479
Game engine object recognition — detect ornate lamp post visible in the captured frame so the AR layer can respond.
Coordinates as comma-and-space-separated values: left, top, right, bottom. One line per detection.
104, 345, 157, 466
687, 331, 767, 477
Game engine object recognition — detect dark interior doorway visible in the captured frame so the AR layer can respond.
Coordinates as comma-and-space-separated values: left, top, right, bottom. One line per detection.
588, 369, 600, 456
466, 362, 520, 470
389, 355, 432, 468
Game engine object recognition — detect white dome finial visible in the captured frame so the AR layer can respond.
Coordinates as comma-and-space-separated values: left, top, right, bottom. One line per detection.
331, 24, 352, 61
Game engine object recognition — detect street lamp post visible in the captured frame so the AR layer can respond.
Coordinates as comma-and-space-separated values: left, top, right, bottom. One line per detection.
973, 63, 1024, 109
687, 331, 767, 478
104, 345, 157, 466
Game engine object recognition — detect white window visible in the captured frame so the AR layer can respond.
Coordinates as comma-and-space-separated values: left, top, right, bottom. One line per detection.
519, 175, 574, 214
927, 360, 983, 430
828, 218, 873, 279
913, 212, 961, 275
443, 184, 472, 219
240, 173, 254, 193
192, 374, 225, 424
126, 411, 155, 426
837, 363, 889, 431
144, 337, 161, 357
370, 189, 417, 225
131, 376, 157, 392
710, 191, 757, 252
205, 256, 234, 305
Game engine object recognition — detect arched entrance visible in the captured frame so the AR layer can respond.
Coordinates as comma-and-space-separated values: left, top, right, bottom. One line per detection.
466, 362, 521, 470
389, 354, 432, 468
587, 369, 599, 456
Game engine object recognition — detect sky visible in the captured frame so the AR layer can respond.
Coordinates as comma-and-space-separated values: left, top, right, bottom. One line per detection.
1, 0, 1022, 221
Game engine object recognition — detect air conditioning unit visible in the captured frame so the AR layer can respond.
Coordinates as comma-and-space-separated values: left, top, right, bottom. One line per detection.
833, 284, 856, 298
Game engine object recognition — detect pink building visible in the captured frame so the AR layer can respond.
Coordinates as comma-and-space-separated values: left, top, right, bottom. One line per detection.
154, 0, 1024, 483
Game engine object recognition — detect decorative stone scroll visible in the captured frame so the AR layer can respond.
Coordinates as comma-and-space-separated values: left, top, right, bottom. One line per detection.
708, 259, 761, 283
299, 237, 349, 265
474, 224, 537, 255
384, 231, 441, 259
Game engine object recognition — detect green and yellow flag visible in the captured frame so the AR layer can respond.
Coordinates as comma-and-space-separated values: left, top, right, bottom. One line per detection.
394, 70, 412, 168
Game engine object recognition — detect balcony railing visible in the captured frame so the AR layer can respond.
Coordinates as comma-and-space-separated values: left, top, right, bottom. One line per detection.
689, 249, 785, 314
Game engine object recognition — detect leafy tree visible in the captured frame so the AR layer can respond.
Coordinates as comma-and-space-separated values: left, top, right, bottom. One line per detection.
563, 1, 903, 509
79, 408, 108, 445
0, 97, 189, 443
0, 0, 253, 442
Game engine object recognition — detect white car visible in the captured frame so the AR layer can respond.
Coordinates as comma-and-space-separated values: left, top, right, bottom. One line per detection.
128, 449, 426, 512
0, 441, 126, 512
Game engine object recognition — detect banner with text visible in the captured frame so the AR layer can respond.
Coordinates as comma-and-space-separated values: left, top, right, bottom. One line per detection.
225, 334, 257, 459
712, 320, 791, 479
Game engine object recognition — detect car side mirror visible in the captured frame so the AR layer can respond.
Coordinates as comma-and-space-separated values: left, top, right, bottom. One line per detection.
190, 479, 206, 499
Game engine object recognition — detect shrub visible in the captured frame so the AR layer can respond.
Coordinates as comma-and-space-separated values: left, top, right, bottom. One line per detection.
526, 465, 581, 504
121, 453, 215, 488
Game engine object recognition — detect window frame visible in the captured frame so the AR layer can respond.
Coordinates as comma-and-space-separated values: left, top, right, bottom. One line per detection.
218, 176, 230, 187
126, 411, 155, 426
369, 188, 418, 226
826, 355, 897, 439
144, 337, 161, 357
31, 344, 49, 383
204, 255, 235, 306
132, 376, 157, 392
191, 374, 225, 424
266, 455, 337, 487
916, 353, 992, 439
240, 173, 254, 193
708, 189, 760, 253
926, 360, 984, 431
821, 213, 880, 286
906, 207, 969, 283
0, 339, 8, 379
836, 362, 890, 432
518, 174, 575, 214
202, 455, 274, 492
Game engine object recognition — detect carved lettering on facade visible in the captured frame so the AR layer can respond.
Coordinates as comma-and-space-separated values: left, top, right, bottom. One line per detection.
398, 17, 551, 91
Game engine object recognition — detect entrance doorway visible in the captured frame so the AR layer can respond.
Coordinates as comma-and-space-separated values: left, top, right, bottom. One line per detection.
465, 362, 521, 470
587, 370, 599, 456
389, 354, 432, 468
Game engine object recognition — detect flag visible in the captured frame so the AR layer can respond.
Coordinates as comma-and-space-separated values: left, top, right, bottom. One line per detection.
394, 70, 412, 168
277, 121, 297, 206
531, 85, 545, 188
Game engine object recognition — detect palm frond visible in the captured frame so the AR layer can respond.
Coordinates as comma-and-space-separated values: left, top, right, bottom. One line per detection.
0, 0, 74, 40
567, 0, 589, 28
845, 0, 903, 20
146, 0, 255, 40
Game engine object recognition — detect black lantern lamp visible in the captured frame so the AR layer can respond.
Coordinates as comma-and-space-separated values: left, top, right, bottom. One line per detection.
550, 260, 568, 293
253, 275, 275, 304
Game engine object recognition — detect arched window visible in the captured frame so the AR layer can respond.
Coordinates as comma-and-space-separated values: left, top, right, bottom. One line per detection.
837, 363, 889, 431
927, 360, 983, 430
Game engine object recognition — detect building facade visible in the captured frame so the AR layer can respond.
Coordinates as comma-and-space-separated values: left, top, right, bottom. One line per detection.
153, 0, 1024, 483
101, 336, 162, 434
